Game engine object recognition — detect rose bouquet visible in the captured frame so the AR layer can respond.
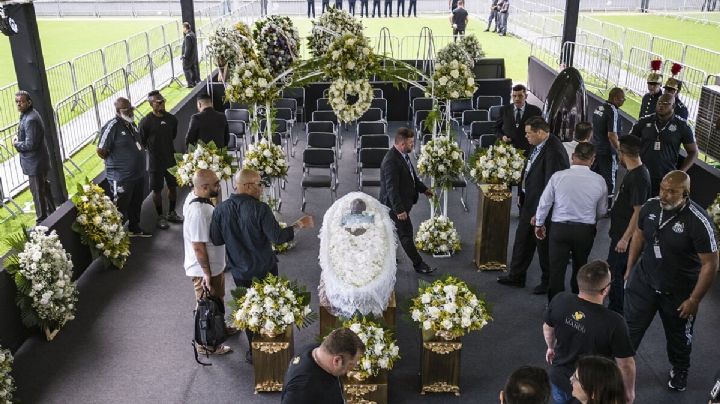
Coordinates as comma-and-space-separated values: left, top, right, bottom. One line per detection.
225, 59, 278, 106
708, 193, 720, 230
308, 7, 364, 58
328, 78, 373, 123
3, 226, 78, 338
343, 317, 400, 381
468, 141, 525, 185
430, 60, 476, 100
169, 140, 234, 187
72, 179, 130, 268
323, 33, 376, 80
0, 346, 14, 403
411, 276, 492, 339
415, 215, 461, 255
436, 42, 473, 69
243, 138, 289, 179
253, 16, 300, 76
416, 135, 465, 188
459, 34, 485, 63
230, 274, 315, 336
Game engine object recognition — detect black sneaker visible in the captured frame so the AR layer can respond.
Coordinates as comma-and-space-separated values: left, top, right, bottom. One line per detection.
668, 369, 688, 392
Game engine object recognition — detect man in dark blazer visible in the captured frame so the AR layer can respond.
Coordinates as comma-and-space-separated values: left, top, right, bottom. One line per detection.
379, 127, 436, 274
498, 116, 569, 294
185, 94, 230, 148
181, 22, 200, 88
495, 84, 542, 154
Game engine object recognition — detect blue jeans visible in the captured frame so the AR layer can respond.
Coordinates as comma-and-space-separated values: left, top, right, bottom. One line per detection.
551, 383, 574, 404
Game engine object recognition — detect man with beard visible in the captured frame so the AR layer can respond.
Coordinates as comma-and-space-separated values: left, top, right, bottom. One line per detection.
624, 171, 718, 392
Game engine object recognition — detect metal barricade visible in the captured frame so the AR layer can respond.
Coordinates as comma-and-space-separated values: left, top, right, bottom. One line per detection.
45, 61, 77, 104
662, 60, 706, 125
562, 42, 612, 90
72, 49, 106, 90
623, 47, 664, 99
54, 85, 101, 173
0, 83, 20, 130
150, 44, 181, 88
104, 39, 131, 74
651, 36, 687, 65
624, 28, 652, 53
684, 44, 720, 76
530, 35, 563, 68
128, 31, 151, 61
0, 123, 27, 198
126, 55, 155, 104
93, 67, 129, 106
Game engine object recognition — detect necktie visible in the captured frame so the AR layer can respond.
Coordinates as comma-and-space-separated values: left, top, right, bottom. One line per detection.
515, 108, 522, 127
404, 154, 416, 180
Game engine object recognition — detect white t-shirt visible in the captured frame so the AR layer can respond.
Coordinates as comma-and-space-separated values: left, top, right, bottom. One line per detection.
183, 192, 225, 277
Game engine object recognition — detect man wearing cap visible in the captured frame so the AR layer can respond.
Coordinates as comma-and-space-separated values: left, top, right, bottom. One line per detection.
639, 62, 663, 119
664, 65, 690, 120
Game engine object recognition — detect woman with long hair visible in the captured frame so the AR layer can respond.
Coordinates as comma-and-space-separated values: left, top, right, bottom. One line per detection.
571, 356, 627, 404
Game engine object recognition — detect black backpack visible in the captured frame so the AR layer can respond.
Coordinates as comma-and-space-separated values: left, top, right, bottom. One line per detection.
192, 288, 228, 365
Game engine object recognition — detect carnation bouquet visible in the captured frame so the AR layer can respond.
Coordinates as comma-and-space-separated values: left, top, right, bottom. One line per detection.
343, 317, 400, 381
411, 276, 492, 339
308, 7, 364, 58
431, 60, 476, 100
0, 346, 14, 403
468, 141, 525, 185
253, 16, 300, 76
416, 135, 464, 189
415, 215, 461, 255
436, 42, 473, 69
243, 138, 289, 180
230, 274, 316, 336
169, 140, 234, 187
458, 34, 485, 63
708, 193, 720, 230
3, 226, 78, 339
323, 33, 376, 80
225, 59, 278, 106
72, 179, 130, 268
328, 78, 373, 123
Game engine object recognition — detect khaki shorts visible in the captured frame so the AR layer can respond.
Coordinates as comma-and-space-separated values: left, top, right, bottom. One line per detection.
192, 272, 226, 301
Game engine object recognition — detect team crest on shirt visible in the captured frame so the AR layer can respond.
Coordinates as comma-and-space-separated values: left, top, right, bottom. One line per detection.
292, 356, 300, 365
672, 221, 684, 234
121, 131, 127, 136
669, 124, 677, 132
572, 311, 585, 321
646, 122, 652, 127
648, 213, 657, 221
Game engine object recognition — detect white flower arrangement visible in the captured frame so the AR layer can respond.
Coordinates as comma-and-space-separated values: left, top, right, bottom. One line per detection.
468, 141, 525, 185
343, 318, 400, 381
415, 215, 461, 255
272, 222, 295, 254
328, 78, 373, 123
323, 33, 376, 80
411, 276, 492, 339
243, 138, 289, 179
436, 42, 474, 69
206, 26, 253, 70
430, 60, 476, 101
3, 226, 78, 337
225, 58, 278, 106
253, 16, 300, 76
231, 274, 315, 337
459, 34, 486, 63
0, 346, 14, 403
708, 194, 720, 231
416, 135, 465, 189
308, 7, 364, 58
169, 140, 234, 187
72, 179, 130, 269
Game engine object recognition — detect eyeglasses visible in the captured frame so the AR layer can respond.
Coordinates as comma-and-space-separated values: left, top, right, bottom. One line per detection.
596, 282, 611, 293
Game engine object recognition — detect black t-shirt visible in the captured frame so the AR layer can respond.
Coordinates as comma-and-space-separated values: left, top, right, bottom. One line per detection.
629, 114, 695, 182
636, 198, 718, 294
452, 7, 468, 30
138, 112, 178, 171
450, 0, 459, 10
609, 164, 651, 240
281, 344, 345, 404
591, 102, 621, 155
544, 293, 634, 394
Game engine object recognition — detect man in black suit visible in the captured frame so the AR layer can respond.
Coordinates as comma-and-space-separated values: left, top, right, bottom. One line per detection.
185, 94, 230, 148
496, 84, 543, 154
181, 22, 200, 88
380, 127, 436, 274
498, 117, 569, 294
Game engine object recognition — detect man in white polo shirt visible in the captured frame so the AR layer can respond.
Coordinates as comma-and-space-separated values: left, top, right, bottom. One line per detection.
183, 168, 234, 355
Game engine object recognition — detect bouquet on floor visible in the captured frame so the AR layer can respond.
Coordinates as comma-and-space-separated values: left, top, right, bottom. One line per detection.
323, 33, 376, 80
708, 193, 720, 230
272, 222, 295, 254
417, 135, 465, 189
230, 274, 316, 337
243, 138, 289, 179
3, 226, 78, 340
343, 317, 400, 381
328, 78, 373, 123
415, 215, 461, 255
436, 42, 474, 69
468, 141, 524, 186
253, 16, 300, 76
169, 140, 234, 187
225, 59, 278, 106
411, 276, 492, 340
72, 179, 130, 269
458, 34, 485, 63
308, 7, 364, 58
430, 60, 476, 100
0, 346, 14, 403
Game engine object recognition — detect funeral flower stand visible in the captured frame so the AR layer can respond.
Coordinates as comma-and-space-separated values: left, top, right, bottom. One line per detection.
251, 326, 294, 393
420, 329, 462, 396
474, 184, 512, 271
343, 370, 388, 404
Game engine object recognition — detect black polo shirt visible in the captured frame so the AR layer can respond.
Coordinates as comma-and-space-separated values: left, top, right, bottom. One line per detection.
138, 112, 178, 171
591, 101, 620, 155
610, 164, 651, 240
282, 344, 345, 404
629, 114, 695, 183
636, 198, 718, 294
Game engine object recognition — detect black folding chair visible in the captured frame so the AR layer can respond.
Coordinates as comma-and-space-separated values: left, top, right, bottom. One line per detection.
282, 87, 305, 122
475, 95, 503, 110
358, 147, 388, 191
301, 148, 337, 211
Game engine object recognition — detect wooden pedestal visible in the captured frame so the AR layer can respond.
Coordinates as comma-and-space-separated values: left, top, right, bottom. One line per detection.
420, 330, 462, 396
320, 292, 396, 335
251, 327, 294, 393
474, 184, 512, 271
343, 371, 388, 404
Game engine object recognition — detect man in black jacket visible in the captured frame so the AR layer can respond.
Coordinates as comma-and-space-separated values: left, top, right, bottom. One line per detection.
185, 94, 230, 148
496, 84, 543, 154
181, 22, 200, 88
379, 127, 436, 274
498, 117, 569, 294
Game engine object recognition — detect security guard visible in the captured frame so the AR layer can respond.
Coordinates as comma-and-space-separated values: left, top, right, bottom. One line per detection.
639, 61, 663, 119
664, 72, 690, 120
629, 93, 698, 197
624, 171, 718, 393
384, 0, 392, 16
360, 0, 369, 16
591, 87, 624, 203
371, 0, 381, 16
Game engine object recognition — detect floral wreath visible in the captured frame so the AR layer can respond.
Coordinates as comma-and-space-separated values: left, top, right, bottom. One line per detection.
206, 26, 254, 70
323, 33, 376, 80
431, 60, 476, 100
253, 16, 300, 77
436, 42, 474, 69
328, 78, 373, 123
308, 7, 364, 58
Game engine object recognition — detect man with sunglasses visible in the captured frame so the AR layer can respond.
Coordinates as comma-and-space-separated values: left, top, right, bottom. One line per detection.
543, 260, 636, 404
139, 90, 182, 230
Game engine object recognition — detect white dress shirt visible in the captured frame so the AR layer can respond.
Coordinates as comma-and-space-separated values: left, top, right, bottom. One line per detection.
535, 165, 608, 226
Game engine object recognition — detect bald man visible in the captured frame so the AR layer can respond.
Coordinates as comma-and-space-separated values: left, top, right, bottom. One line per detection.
210, 169, 313, 363
625, 171, 718, 392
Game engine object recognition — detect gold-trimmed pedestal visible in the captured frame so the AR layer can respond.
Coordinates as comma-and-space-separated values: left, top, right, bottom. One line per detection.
342, 370, 388, 404
251, 327, 294, 393
474, 184, 512, 271
320, 292, 396, 335
420, 330, 462, 396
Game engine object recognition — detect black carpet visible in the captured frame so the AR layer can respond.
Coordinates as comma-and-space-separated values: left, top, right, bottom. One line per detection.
11, 122, 719, 404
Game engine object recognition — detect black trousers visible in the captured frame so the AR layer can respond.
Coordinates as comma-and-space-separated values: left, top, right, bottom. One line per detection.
607, 236, 628, 315
408, 0, 416, 15
111, 177, 145, 232
390, 211, 423, 267
233, 264, 279, 349
348, 0, 356, 14
507, 218, 550, 285
372, 0, 381, 16
384, 0, 392, 16
28, 173, 56, 223
591, 153, 616, 201
396, 0, 404, 15
307, 0, 315, 17
182, 61, 200, 86
322, 0, 329, 12
453, 28, 465, 42
624, 273, 695, 371
360, 0, 369, 15
547, 222, 597, 302
335, 0, 342, 9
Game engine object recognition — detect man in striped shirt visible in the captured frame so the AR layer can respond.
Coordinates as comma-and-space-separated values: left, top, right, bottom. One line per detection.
591, 88, 625, 206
